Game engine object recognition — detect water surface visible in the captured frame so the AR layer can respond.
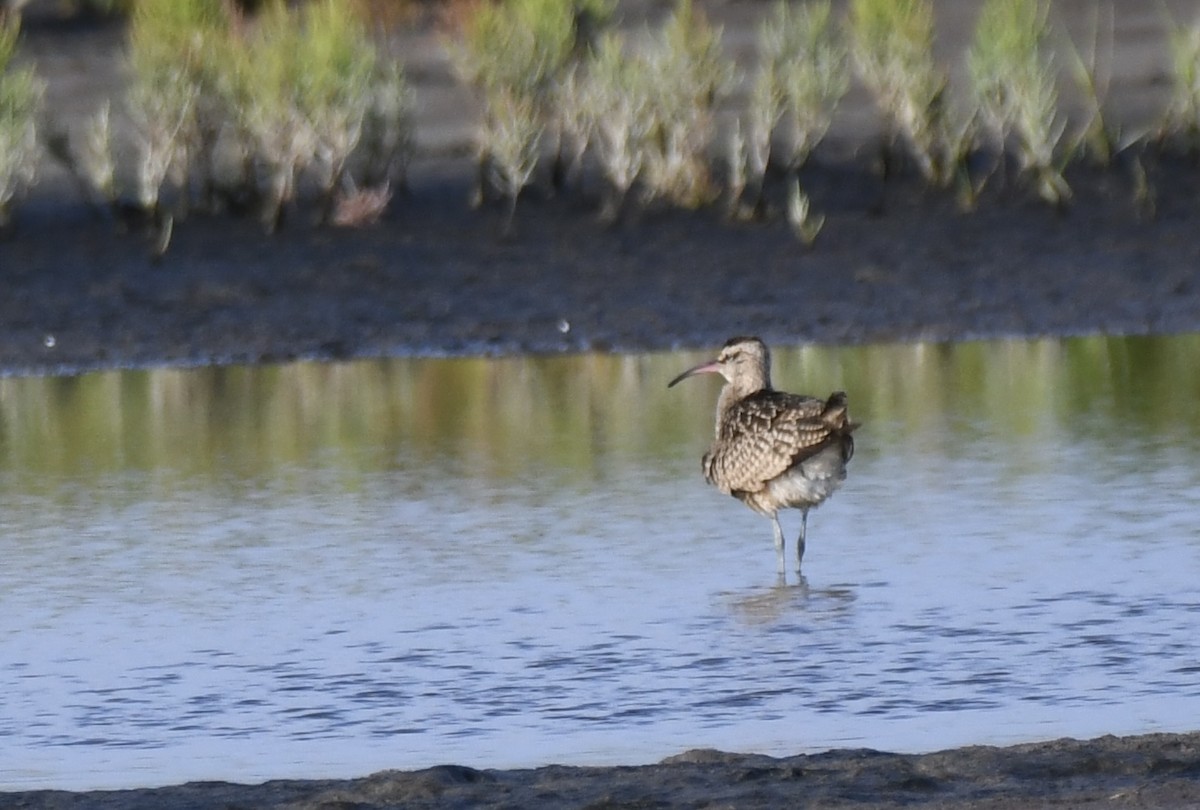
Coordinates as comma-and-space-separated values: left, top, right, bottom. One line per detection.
2, 336, 1199, 790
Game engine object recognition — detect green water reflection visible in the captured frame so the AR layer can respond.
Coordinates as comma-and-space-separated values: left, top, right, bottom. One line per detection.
1, 335, 1198, 485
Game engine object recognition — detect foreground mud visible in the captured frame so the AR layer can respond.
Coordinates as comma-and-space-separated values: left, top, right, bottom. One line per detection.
3, 732, 1199, 809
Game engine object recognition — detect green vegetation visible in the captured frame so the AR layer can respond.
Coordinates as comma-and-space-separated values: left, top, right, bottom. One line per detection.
0, 13, 42, 229
737, 0, 845, 229
636, 0, 733, 208
230, 1, 379, 231
567, 32, 651, 220
15, 0, 1200, 239
452, 0, 731, 220
1062, 4, 1119, 166
481, 91, 543, 230
58, 0, 412, 238
847, 0, 956, 187
358, 60, 415, 190
451, 0, 613, 207
451, 0, 581, 103
1165, 10, 1200, 148
126, 0, 228, 215
968, 0, 1070, 206
761, 0, 847, 174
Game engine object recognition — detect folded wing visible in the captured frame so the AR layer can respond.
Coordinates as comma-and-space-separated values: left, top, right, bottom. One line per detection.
704, 391, 854, 495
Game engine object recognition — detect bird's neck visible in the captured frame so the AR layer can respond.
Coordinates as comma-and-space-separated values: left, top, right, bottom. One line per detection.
714, 373, 770, 437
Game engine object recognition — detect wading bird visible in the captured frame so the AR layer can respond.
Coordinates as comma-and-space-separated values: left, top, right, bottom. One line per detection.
668, 336, 857, 572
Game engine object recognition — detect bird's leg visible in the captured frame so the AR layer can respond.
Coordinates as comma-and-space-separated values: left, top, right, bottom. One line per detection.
795, 509, 809, 571
772, 515, 786, 574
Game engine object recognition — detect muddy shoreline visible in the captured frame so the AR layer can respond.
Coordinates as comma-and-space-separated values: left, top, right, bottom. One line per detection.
3, 731, 1200, 809
4, 148, 1200, 378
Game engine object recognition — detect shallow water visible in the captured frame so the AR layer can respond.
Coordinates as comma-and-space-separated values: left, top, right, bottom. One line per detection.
2, 336, 1200, 791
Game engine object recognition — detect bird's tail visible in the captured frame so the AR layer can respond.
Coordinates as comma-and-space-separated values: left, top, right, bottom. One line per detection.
822, 391, 858, 463
821, 391, 858, 433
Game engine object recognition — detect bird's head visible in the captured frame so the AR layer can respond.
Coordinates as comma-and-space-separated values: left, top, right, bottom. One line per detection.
667, 336, 771, 393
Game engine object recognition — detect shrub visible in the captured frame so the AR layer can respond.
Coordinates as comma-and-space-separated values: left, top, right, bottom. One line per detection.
739, 0, 846, 215
80, 102, 117, 206
482, 90, 542, 231
1063, 4, 1118, 166
451, 0, 576, 104
111, 0, 411, 235
228, 0, 377, 231
847, 0, 955, 186
638, 0, 733, 207
761, 0, 847, 173
126, 0, 230, 214
738, 66, 780, 214
358, 59, 415, 190
968, 0, 1070, 206
0, 14, 42, 229
1164, 10, 1200, 148
452, 0, 613, 206
570, 31, 652, 219
550, 65, 592, 191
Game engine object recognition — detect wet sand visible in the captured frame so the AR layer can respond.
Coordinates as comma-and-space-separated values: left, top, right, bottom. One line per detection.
2, 1, 1200, 807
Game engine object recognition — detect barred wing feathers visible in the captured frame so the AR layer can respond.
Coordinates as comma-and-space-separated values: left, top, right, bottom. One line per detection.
703, 391, 853, 495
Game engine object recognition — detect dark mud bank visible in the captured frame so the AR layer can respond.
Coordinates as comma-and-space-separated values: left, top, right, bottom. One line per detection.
4, 154, 1200, 378
4, 731, 1200, 809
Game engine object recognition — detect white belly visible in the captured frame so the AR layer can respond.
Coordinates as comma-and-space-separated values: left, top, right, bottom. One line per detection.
745, 441, 848, 516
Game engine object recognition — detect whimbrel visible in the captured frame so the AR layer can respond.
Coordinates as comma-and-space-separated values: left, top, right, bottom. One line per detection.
668, 336, 857, 572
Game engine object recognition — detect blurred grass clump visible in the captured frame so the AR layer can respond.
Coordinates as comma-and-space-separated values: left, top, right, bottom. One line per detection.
66, 0, 412, 238
452, 0, 731, 224
0, 13, 42, 230
230, 0, 380, 231
19, 0, 1200, 243
1165, 10, 1200, 150
637, 0, 732, 209
968, 0, 1070, 206
125, 0, 228, 216
847, 0, 958, 187
734, 0, 845, 221
449, 0, 613, 218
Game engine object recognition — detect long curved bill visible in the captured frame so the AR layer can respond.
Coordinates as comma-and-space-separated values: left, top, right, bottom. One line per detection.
667, 359, 721, 388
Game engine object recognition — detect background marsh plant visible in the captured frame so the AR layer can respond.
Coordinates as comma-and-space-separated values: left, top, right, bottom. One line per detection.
1164, 9, 1200, 149
27, 0, 416, 239
738, 0, 846, 216
357, 59, 416, 191
126, 0, 230, 215
968, 0, 1070, 206
231, 0, 378, 231
452, 0, 612, 205
760, 0, 847, 173
563, 0, 732, 220
451, 0, 577, 103
0, 14, 42, 229
1063, 4, 1119, 166
482, 90, 543, 231
571, 31, 652, 220
637, 0, 733, 208
847, 0, 955, 186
